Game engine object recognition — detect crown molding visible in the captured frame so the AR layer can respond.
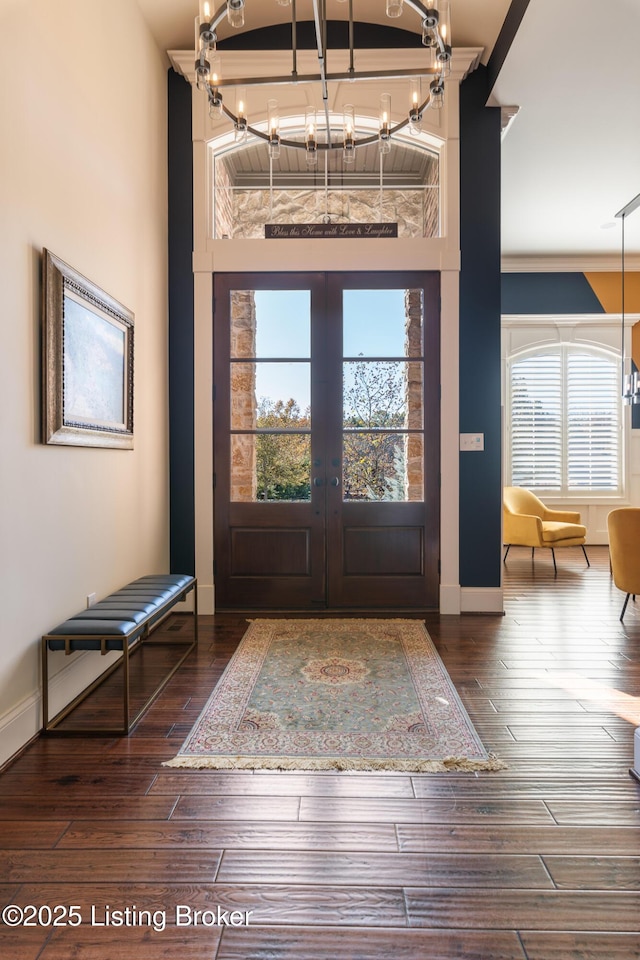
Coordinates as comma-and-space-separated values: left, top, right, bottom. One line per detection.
502, 312, 640, 326
500, 105, 519, 139
501, 255, 640, 273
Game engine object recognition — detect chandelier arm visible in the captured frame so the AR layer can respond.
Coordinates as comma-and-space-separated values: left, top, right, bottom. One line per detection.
311, 0, 332, 147
212, 67, 441, 88
403, 0, 435, 18
208, 2, 230, 35
348, 0, 355, 77
291, 0, 298, 80
311, 0, 328, 101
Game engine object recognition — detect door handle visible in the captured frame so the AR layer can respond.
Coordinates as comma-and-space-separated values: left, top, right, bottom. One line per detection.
313, 477, 324, 487
329, 477, 340, 487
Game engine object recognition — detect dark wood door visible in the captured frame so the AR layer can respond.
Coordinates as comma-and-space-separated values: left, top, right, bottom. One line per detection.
213, 271, 439, 609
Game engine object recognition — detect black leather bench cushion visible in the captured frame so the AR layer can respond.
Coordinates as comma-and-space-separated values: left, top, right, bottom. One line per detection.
111, 587, 175, 600
89, 599, 161, 616
69, 607, 150, 624
45, 574, 195, 653
133, 574, 193, 589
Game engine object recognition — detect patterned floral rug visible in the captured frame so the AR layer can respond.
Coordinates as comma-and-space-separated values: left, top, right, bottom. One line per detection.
164, 619, 503, 773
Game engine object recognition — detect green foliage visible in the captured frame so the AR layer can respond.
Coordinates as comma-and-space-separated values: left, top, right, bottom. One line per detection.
343, 362, 406, 501
255, 398, 311, 501
254, 362, 410, 502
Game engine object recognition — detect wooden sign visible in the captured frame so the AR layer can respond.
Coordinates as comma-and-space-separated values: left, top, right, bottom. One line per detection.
265, 223, 398, 239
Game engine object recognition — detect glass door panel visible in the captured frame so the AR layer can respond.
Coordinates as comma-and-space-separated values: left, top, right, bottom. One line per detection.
341, 289, 425, 503
229, 290, 312, 503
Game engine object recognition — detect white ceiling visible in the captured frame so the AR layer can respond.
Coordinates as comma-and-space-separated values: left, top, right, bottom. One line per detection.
493, 0, 640, 263
136, 0, 640, 260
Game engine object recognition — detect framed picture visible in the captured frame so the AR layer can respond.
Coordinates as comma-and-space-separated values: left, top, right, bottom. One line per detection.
42, 249, 134, 448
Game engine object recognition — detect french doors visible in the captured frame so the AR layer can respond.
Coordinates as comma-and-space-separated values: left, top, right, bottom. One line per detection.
213, 272, 440, 609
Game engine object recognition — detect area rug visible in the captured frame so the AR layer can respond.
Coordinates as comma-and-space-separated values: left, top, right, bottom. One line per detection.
164, 619, 504, 773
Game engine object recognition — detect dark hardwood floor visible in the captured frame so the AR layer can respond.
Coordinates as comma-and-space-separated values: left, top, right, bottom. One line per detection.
3, 545, 640, 959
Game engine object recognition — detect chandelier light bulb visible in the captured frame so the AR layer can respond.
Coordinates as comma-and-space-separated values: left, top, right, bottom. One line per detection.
267, 98, 281, 159
409, 79, 423, 134
379, 94, 392, 155
208, 53, 223, 116
227, 0, 245, 29
305, 107, 318, 165
195, 55, 210, 92
386, 0, 404, 17
234, 87, 248, 141
429, 77, 444, 109
343, 103, 356, 164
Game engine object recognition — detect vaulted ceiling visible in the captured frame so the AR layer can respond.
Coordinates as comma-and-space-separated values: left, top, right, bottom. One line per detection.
136, 0, 640, 262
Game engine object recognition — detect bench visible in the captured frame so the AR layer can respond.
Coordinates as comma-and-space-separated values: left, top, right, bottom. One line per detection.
42, 574, 197, 735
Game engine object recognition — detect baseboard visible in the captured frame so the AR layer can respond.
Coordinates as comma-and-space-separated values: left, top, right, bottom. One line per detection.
440, 583, 461, 615
0, 691, 42, 769
460, 587, 504, 614
0, 649, 120, 768
199, 583, 215, 615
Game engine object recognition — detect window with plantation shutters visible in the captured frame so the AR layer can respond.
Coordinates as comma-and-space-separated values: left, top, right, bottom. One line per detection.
508, 347, 621, 496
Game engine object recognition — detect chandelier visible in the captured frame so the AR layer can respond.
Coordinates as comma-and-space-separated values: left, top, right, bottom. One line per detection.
194, 0, 451, 163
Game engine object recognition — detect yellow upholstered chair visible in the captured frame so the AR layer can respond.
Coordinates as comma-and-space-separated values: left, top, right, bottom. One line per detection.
503, 486, 589, 573
607, 508, 640, 621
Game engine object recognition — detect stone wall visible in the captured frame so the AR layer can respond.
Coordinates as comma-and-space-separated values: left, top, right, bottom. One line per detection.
404, 288, 424, 501
214, 187, 439, 239
213, 155, 234, 239
230, 290, 257, 501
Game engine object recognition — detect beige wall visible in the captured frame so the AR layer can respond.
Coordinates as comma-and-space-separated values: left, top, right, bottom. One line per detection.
0, 0, 170, 765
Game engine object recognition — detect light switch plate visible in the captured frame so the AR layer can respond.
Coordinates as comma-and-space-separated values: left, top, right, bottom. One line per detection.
459, 433, 484, 452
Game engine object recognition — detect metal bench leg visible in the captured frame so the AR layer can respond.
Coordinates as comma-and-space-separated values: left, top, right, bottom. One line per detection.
194, 580, 199, 645
41, 638, 49, 731
123, 640, 130, 734
503, 544, 510, 563
551, 547, 557, 575
581, 544, 590, 567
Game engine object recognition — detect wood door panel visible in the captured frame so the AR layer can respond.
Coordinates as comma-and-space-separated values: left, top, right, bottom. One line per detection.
343, 526, 424, 576
231, 527, 311, 576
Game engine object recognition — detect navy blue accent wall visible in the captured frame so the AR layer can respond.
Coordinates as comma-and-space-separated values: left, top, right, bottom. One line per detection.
486, 0, 532, 92
168, 69, 195, 576
459, 66, 502, 588
502, 272, 605, 315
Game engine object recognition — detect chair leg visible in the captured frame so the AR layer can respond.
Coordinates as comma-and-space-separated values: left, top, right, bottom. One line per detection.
532, 547, 535, 560
551, 547, 557, 574
621, 593, 631, 621
581, 544, 590, 567
503, 544, 510, 563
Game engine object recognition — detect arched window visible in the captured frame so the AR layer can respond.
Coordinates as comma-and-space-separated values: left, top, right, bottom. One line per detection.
507, 346, 622, 496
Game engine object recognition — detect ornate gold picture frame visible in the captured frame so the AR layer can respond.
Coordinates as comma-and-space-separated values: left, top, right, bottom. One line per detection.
42, 250, 134, 448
